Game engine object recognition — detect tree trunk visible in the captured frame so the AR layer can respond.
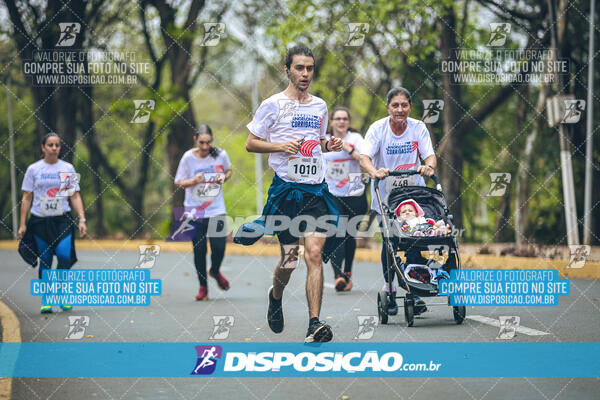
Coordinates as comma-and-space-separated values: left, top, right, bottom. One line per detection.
167, 98, 195, 209
151, 0, 205, 214
514, 86, 548, 245
78, 84, 107, 238
437, 5, 464, 228
493, 80, 529, 242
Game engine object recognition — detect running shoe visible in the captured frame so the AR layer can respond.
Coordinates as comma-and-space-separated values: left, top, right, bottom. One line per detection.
60, 304, 72, 311
209, 271, 230, 291
414, 296, 427, 315
195, 286, 208, 301
40, 305, 52, 314
266, 286, 284, 333
334, 275, 346, 292
343, 272, 353, 292
304, 320, 333, 343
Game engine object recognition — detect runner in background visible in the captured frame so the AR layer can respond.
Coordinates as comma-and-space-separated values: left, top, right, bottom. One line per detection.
175, 125, 232, 301
322, 106, 367, 292
18, 132, 86, 313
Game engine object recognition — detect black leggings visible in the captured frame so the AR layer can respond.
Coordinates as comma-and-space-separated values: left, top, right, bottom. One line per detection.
325, 194, 367, 278
191, 216, 227, 287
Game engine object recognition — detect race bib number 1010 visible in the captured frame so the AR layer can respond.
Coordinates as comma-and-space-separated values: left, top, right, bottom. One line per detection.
288, 157, 322, 181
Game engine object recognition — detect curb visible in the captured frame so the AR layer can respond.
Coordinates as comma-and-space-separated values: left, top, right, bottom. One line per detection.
1, 240, 598, 279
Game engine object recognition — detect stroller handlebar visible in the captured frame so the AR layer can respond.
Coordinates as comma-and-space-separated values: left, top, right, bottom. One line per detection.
374, 169, 443, 192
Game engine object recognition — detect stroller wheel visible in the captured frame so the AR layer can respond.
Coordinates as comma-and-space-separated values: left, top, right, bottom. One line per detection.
453, 306, 466, 324
404, 297, 414, 327
377, 291, 389, 325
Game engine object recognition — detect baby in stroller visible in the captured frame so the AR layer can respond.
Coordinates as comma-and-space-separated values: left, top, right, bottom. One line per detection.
382, 198, 451, 316
394, 198, 450, 237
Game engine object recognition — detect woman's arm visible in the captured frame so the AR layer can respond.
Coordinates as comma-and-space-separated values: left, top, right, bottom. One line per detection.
223, 168, 232, 182
176, 173, 204, 188
343, 142, 362, 161
69, 191, 87, 237
320, 137, 343, 153
17, 191, 33, 240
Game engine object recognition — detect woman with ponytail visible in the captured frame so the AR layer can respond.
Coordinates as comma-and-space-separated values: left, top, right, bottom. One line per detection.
174, 125, 233, 301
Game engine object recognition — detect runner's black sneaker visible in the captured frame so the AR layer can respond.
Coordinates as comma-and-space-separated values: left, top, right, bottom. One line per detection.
304, 320, 333, 343
266, 286, 284, 333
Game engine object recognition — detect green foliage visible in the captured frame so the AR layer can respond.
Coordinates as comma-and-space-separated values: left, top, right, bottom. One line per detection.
1, 0, 597, 244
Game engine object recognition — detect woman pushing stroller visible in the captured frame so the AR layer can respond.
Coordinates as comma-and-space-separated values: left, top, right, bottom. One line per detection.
359, 87, 437, 315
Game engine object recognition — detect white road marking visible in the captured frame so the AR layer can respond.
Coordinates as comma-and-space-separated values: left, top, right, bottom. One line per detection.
467, 315, 550, 336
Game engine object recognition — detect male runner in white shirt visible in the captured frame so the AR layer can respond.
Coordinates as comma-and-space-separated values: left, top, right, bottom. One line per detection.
246, 45, 343, 342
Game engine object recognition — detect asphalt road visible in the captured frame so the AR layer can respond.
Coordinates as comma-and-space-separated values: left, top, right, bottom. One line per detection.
1, 249, 599, 399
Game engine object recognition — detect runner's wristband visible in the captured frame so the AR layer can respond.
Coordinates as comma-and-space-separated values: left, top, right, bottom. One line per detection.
325, 140, 330, 152
349, 148, 355, 155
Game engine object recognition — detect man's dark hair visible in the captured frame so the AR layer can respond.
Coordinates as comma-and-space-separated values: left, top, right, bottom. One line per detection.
386, 87, 412, 105
284, 44, 314, 69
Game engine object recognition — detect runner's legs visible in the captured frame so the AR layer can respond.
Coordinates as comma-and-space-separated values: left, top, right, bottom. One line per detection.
304, 232, 326, 319
272, 242, 299, 300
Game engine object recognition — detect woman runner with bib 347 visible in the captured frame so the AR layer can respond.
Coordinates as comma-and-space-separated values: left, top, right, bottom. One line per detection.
18, 132, 87, 314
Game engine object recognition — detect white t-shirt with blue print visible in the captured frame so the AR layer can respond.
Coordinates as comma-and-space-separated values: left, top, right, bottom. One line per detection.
247, 92, 329, 184
174, 149, 231, 218
22, 159, 80, 217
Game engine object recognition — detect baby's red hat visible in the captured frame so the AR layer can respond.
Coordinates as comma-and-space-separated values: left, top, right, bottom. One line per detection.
395, 198, 425, 217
